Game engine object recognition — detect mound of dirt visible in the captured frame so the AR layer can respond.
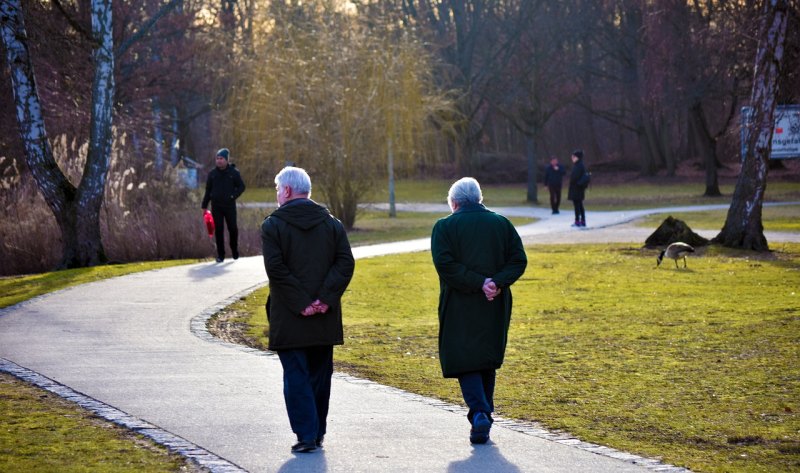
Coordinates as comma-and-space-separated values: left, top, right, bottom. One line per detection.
644, 216, 710, 249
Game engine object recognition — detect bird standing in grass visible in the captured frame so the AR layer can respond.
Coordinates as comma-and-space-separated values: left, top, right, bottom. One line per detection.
657, 242, 695, 268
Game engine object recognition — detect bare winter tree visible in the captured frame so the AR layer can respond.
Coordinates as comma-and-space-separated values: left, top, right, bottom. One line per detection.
1, 0, 181, 269
713, 0, 790, 251
1, 0, 113, 268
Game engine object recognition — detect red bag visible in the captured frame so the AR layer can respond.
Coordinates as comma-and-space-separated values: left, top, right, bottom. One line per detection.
203, 210, 215, 237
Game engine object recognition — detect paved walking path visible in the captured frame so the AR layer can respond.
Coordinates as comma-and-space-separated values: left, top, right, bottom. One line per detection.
1, 203, 797, 472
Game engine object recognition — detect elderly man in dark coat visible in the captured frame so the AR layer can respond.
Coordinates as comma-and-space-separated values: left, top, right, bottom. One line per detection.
261, 166, 355, 453
431, 177, 528, 444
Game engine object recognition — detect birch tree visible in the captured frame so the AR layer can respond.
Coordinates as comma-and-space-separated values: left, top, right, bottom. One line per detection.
1, 0, 113, 268
1, 0, 186, 268
713, 0, 790, 251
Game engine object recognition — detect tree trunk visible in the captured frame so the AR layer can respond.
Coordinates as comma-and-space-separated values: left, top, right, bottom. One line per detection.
713, 0, 788, 251
644, 117, 665, 173
688, 102, 722, 196
387, 137, 396, 218
660, 118, 676, 177
525, 135, 538, 203
1, 0, 113, 268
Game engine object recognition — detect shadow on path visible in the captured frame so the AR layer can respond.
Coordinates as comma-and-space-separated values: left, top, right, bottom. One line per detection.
447, 442, 522, 473
187, 260, 235, 281
276, 451, 329, 473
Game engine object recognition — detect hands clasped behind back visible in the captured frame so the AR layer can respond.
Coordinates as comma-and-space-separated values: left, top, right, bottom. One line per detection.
301, 299, 330, 317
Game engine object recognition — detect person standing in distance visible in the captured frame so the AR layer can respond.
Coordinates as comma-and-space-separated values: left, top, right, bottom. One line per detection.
201, 148, 245, 262
261, 166, 355, 453
431, 177, 527, 444
543, 156, 566, 215
568, 149, 589, 227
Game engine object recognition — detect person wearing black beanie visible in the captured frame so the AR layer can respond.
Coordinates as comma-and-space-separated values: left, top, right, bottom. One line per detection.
202, 148, 246, 262
568, 149, 589, 227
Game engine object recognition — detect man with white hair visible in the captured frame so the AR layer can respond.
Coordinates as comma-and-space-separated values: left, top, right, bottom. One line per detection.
431, 177, 527, 444
261, 166, 355, 453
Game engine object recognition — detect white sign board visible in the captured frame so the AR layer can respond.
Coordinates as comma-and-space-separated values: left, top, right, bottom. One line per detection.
741, 105, 800, 159
771, 105, 800, 158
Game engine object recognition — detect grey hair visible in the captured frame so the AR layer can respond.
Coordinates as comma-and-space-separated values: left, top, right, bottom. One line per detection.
275, 166, 312, 195
447, 177, 483, 207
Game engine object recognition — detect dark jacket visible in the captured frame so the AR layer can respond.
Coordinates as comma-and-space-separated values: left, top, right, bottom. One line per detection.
431, 203, 527, 378
201, 164, 245, 209
261, 199, 355, 351
544, 164, 566, 188
568, 159, 588, 201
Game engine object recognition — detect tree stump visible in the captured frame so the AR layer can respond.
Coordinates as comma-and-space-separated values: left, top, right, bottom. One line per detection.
644, 216, 710, 249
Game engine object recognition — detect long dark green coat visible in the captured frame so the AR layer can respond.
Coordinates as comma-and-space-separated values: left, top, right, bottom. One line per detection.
431, 203, 527, 378
261, 198, 354, 351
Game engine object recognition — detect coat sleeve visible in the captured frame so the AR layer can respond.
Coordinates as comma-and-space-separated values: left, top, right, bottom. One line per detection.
318, 221, 355, 306
491, 222, 528, 288
261, 218, 313, 314
201, 172, 212, 209
431, 219, 486, 293
233, 171, 245, 199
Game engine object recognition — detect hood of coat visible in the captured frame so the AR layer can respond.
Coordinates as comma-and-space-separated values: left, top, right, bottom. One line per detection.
270, 199, 330, 231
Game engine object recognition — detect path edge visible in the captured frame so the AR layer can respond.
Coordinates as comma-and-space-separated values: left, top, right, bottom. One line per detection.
0, 357, 247, 473
191, 283, 693, 473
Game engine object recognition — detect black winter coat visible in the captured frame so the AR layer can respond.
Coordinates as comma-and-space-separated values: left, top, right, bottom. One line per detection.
261, 199, 355, 350
568, 160, 588, 201
431, 203, 527, 378
201, 164, 245, 209
544, 164, 566, 188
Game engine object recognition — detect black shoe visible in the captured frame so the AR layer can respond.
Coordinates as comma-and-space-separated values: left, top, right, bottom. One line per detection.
232, 250, 239, 260
291, 441, 317, 453
470, 412, 491, 444
215, 257, 223, 263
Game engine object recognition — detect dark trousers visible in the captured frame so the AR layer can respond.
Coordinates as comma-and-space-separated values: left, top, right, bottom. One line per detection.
211, 204, 238, 259
573, 199, 585, 224
548, 186, 562, 213
277, 346, 334, 443
458, 369, 496, 424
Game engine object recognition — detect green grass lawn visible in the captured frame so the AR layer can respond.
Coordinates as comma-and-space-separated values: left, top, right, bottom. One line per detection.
0, 374, 190, 473
347, 211, 534, 246
239, 179, 800, 210
0, 260, 200, 309
635, 204, 800, 233
0, 259, 200, 472
220, 243, 800, 473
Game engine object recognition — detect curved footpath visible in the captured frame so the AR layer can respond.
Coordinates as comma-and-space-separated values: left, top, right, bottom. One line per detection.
1, 203, 798, 473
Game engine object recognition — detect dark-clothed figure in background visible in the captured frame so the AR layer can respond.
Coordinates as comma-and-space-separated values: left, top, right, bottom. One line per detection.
261, 166, 355, 454
568, 149, 589, 227
431, 177, 528, 445
201, 148, 245, 262
543, 156, 566, 214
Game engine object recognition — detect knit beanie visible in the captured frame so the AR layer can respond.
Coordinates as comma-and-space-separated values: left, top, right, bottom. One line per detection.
216, 148, 230, 160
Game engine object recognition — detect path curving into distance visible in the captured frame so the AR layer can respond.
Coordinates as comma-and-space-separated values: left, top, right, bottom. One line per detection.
3, 203, 798, 472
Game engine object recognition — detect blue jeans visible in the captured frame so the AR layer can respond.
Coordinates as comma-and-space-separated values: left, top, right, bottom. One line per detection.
277, 346, 333, 443
458, 370, 496, 424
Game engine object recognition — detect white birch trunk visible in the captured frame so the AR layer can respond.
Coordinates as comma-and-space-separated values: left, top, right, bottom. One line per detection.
1, 0, 114, 267
0, 0, 74, 214
714, 0, 789, 251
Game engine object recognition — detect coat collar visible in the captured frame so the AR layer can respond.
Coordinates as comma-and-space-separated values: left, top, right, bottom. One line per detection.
454, 202, 487, 214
